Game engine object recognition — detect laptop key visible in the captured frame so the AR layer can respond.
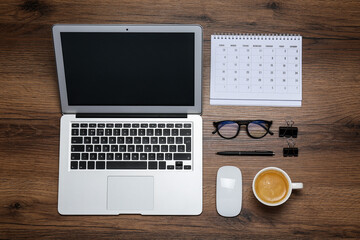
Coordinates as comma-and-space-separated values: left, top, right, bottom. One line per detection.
71, 145, 84, 152
84, 137, 91, 144
122, 129, 129, 136
89, 129, 96, 136
155, 129, 162, 136
184, 137, 191, 152
149, 153, 155, 160
105, 129, 112, 136
163, 129, 170, 136
101, 137, 108, 144
80, 129, 87, 136
174, 153, 191, 160
142, 137, 149, 144
117, 137, 124, 144
79, 161, 86, 169
107, 153, 114, 160
92, 137, 99, 144
132, 153, 139, 160
161, 145, 168, 152
86, 145, 93, 152
72, 129, 79, 136
157, 153, 164, 160
81, 153, 89, 160
178, 145, 185, 152
119, 145, 126, 152
130, 129, 137, 136
97, 129, 104, 136
123, 153, 130, 160
171, 129, 179, 136
165, 153, 172, 160
88, 161, 95, 169
94, 145, 101, 152
90, 153, 97, 160
136, 145, 143, 152
107, 161, 147, 169
180, 129, 191, 136
176, 161, 183, 169
167, 165, 174, 170
96, 161, 105, 169
72, 123, 79, 128
71, 161, 78, 169
71, 153, 80, 160
71, 137, 83, 144
147, 129, 154, 136
102, 145, 109, 152
184, 165, 191, 170
138, 129, 145, 136
148, 161, 157, 169
159, 161, 166, 169
111, 145, 118, 152
115, 153, 122, 160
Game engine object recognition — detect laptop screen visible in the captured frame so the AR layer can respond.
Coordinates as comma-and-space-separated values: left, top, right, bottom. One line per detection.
60, 32, 195, 106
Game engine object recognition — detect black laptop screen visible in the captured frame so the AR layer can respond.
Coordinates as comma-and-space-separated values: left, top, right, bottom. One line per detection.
60, 32, 195, 106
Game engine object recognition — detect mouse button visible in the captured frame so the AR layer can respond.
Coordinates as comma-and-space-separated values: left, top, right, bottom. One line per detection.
220, 176, 237, 190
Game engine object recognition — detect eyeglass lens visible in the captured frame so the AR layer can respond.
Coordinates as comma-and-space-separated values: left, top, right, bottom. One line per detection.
217, 121, 239, 138
247, 121, 269, 138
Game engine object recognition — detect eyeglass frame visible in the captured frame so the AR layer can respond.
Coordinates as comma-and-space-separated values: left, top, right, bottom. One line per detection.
212, 120, 274, 139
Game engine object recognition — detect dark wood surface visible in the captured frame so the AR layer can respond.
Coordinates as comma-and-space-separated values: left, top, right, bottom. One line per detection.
1, 0, 360, 239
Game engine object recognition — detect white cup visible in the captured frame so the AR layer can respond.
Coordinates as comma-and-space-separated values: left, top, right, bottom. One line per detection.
252, 167, 303, 206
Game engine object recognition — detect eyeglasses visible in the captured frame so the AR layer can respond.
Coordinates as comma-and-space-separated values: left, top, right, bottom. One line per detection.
212, 120, 274, 139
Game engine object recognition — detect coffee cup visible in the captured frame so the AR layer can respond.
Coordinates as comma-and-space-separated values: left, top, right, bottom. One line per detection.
252, 167, 303, 206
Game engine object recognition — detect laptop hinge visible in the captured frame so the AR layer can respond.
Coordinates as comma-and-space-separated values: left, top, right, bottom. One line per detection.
76, 113, 187, 118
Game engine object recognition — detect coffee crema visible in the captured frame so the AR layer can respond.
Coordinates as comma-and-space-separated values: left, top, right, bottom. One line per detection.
254, 170, 289, 204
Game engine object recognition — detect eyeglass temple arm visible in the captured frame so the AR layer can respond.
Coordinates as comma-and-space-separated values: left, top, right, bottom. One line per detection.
257, 122, 274, 135
212, 122, 219, 134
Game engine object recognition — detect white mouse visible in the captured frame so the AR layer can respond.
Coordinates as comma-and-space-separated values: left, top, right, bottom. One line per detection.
216, 166, 242, 217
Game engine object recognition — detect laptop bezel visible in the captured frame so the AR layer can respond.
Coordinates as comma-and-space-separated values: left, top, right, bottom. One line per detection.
52, 24, 202, 115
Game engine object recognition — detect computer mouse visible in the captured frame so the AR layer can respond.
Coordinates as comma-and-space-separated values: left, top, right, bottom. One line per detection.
216, 166, 242, 217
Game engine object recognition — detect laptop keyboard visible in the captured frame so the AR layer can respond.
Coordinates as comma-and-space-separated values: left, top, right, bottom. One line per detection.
69, 122, 192, 170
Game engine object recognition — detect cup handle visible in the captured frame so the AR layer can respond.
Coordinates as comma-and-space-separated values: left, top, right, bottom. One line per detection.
292, 182, 303, 189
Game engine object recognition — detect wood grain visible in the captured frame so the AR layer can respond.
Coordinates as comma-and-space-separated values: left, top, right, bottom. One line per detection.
0, 0, 360, 239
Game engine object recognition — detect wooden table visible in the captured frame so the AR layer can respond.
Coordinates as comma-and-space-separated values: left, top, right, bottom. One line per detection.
1, 0, 359, 239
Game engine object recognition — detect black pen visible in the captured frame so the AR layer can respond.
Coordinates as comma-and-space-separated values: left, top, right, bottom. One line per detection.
216, 151, 274, 156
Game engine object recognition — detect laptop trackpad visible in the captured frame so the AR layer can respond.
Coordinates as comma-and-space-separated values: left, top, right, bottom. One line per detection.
107, 176, 154, 211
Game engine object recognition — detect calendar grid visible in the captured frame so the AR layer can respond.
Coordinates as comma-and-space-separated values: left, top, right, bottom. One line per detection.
210, 34, 302, 107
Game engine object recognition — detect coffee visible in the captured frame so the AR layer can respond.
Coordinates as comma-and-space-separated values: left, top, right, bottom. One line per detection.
254, 170, 289, 204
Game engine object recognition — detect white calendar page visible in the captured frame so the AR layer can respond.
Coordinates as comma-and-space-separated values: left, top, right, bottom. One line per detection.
210, 34, 302, 107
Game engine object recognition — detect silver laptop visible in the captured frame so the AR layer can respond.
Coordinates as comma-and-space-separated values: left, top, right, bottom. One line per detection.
52, 24, 203, 215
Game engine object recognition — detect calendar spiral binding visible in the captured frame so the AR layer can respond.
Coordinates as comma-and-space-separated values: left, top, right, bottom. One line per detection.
212, 33, 301, 41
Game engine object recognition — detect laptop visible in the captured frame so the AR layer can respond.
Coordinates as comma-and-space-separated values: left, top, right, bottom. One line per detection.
52, 24, 203, 215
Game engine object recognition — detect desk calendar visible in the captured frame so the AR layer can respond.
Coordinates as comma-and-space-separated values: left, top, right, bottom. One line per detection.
210, 34, 302, 107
